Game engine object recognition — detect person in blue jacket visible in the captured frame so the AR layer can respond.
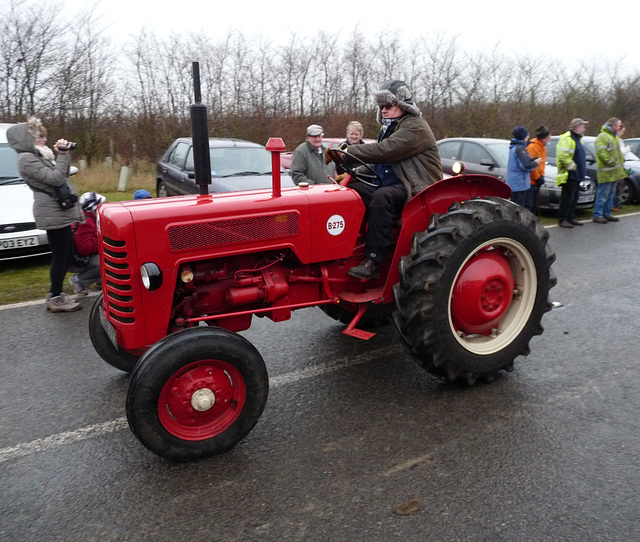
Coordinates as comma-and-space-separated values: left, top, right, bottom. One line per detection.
506, 126, 542, 212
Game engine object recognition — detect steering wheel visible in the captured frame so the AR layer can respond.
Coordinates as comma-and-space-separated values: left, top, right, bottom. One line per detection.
329, 148, 381, 185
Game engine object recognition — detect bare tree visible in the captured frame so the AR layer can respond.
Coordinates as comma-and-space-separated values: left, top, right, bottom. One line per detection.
277, 33, 314, 117
126, 28, 163, 118
0, 0, 65, 119
4, 8, 640, 163
56, 5, 117, 163
313, 32, 343, 114
341, 26, 372, 115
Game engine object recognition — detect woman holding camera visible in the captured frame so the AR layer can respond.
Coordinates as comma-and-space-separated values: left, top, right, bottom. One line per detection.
7, 117, 84, 312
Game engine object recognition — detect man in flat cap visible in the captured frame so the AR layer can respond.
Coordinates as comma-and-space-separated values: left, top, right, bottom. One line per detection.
291, 124, 335, 185
556, 118, 589, 228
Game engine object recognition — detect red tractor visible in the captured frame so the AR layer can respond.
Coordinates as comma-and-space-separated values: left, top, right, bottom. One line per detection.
89, 66, 555, 461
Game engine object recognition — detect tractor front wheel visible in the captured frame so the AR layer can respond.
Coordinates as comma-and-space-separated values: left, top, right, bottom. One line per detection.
89, 294, 140, 373
393, 197, 556, 384
126, 327, 269, 461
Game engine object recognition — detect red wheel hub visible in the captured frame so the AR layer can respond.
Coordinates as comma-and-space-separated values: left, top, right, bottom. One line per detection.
450, 250, 515, 335
158, 360, 247, 441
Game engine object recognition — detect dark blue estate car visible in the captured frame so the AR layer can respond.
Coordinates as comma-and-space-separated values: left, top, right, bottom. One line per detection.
156, 137, 294, 197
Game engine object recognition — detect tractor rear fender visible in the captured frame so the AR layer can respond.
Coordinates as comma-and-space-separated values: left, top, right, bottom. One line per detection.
381, 174, 511, 300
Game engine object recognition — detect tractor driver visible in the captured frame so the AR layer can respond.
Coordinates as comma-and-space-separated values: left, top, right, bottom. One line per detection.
331, 79, 442, 280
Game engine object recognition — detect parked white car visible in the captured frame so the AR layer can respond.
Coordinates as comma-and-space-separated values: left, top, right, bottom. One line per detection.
0, 123, 51, 260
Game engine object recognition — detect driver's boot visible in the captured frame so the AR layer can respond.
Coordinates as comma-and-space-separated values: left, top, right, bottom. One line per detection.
348, 258, 380, 280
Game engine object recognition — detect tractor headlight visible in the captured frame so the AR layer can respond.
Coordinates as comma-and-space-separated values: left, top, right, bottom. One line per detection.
141, 262, 163, 291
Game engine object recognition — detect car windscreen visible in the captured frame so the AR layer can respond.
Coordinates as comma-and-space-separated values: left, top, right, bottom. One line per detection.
209, 147, 275, 177
484, 142, 510, 168
0, 145, 23, 184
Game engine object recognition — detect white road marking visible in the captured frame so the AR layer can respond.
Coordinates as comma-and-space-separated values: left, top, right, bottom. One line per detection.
0, 418, 128, 463
0, 291, 99, 311
0, 347, 395, 463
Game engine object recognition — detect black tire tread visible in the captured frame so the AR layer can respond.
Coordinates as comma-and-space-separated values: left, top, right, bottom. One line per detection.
88, 293, 139, 373
393, 197, 555, 384
126, 326, 268, 461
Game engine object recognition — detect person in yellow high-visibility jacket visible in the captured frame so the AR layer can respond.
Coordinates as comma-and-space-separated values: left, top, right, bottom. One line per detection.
555, 118, 589, 228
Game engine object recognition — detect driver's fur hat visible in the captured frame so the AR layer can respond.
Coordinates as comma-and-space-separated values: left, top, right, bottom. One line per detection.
373, 80, 421, 122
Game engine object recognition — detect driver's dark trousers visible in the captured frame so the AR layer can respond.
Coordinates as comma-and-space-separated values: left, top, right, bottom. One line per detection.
348, 180, 407, 264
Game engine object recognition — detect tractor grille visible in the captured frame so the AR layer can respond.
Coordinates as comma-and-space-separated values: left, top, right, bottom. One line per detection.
102, 235, 135, 324
168, 213, 299, 251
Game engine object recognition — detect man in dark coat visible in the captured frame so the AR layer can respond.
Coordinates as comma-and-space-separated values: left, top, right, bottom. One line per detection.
337, 80, 442, 280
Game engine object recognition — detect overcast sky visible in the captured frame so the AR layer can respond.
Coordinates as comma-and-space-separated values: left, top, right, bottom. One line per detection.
89, 0, 640, 72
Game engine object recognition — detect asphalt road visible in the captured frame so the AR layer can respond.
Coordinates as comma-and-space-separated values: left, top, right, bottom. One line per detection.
2, 214, 640, 542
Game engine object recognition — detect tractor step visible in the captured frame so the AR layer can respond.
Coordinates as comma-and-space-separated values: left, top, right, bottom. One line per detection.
338, 287, 384, 304
342, 327, 375, 340
340, 297, 382, 341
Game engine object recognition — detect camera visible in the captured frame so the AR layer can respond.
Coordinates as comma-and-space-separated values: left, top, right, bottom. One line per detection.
57, 142, 77, 151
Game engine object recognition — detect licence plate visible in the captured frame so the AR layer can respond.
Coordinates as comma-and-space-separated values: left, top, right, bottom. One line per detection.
578, 195, 592, 203
99, 307, 118, 350
0, 236, 39, 250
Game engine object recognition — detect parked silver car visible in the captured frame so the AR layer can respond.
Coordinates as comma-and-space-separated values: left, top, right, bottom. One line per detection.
624, 138, 640, 158
437, 137, 595, 212
547, 135, 640, 205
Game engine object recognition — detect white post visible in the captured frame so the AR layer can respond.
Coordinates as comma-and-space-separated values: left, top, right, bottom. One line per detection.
118, 166, 130, 192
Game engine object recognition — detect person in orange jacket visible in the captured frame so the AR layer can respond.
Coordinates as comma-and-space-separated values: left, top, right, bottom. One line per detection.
526, 125, 551, 214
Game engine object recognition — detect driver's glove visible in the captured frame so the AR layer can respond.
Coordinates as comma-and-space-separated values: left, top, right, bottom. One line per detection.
334, 173, 347, 184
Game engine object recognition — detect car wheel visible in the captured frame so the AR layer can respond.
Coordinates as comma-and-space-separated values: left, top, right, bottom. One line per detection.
618, 179, 634, 206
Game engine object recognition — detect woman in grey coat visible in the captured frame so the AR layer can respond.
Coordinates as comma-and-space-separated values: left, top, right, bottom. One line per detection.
7, 117, 84, 312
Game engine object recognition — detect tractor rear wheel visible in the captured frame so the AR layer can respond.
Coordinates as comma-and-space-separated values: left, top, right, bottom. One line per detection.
126, 327, 268, 461
393, 197, 556, 384
89, 293, 140, 373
